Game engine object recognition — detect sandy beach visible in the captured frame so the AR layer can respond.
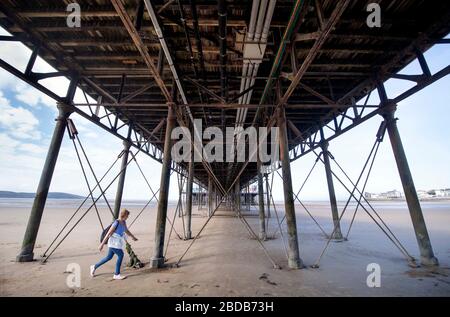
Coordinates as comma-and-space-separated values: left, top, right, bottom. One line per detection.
0, 199, 449, 297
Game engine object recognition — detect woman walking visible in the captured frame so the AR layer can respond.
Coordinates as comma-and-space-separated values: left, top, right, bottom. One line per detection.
90, 209, 138, 280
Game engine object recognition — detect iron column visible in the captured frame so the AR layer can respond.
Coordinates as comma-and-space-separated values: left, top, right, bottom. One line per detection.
246, 185, 250, 211
320, 139, 343, 240
16, 103, 73, 262
151, 103, 176, 268
265, 174, 271, 218
235, 178, 240, 212
382, 105, 438, 266
208, 177, 213, 217
185, 145, 194, 239
257, 155, 267, 240
277, 105, 303, 269
113, 140, 131, 219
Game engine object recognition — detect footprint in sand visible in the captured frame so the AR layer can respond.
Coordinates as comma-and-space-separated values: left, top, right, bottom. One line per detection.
259, 273, 277, 286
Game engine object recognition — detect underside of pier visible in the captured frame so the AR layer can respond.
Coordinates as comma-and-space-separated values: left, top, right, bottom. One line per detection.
1, 0, 449, 270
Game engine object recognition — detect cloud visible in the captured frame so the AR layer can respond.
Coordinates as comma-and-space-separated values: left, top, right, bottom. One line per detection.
14, 81, 55, 109
0, 68, 22, 91
0, 91, 41, 140
0, 132, 20, 151
0, 131, 46, 187
17, 143, 47, 155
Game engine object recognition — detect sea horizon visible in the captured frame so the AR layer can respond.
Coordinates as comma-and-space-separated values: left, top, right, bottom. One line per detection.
1, 197, 449, 209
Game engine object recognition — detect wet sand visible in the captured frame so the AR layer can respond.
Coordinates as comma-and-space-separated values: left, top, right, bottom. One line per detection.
0, 199, 449, 296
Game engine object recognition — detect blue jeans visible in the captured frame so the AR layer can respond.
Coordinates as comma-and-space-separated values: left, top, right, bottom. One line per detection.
95, 247, 124, 275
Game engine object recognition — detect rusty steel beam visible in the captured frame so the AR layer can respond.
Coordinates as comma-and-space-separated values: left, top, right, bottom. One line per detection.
280, 0, 351, 105
110, 0, 172, 102
298, 82, 335, 105
121, 83, 156, 103
189, 0, 207, 87
72, 102, 379, 110
176, 0, 203, 104
258, 0, 308, 106
183, 76, 225, 103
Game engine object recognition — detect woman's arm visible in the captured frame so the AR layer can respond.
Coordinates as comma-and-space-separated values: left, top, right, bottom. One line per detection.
125, 224, 138, 241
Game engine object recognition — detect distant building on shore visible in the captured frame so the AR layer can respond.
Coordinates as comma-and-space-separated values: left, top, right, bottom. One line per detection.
417, 189, 450, 199
365, 188, 450, 200
365, 190, 403, 200
425, 188, 450, 198
417, 190, 433, 199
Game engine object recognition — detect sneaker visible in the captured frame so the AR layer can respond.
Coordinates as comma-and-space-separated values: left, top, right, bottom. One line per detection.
90, 265, 96, 278
113, 274, 127, 280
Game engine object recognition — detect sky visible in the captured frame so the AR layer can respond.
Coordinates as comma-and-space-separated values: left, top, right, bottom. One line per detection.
0, 27, 449, 201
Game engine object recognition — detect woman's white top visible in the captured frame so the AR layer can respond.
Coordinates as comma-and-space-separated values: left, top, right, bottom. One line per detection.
107, 220, 127, 250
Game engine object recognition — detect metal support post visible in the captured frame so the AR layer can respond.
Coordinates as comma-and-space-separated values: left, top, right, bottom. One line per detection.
382, 105, 438, 266
16, 103, 73, 262
113, 140, 131, 219
151, 103, 176, 268
320, 138, 343, 240
277, 105, 303, 269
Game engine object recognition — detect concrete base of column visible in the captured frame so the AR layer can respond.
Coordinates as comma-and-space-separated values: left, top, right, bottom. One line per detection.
288, 257, 304, 269
331, 232, 344, 240
259, 232, 267, 241
150, 257, 165, 268
421, 255, 439, 267
16, 252, 34, 263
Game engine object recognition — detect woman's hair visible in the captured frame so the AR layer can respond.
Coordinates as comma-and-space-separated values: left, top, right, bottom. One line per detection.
119, 209, 130, 218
